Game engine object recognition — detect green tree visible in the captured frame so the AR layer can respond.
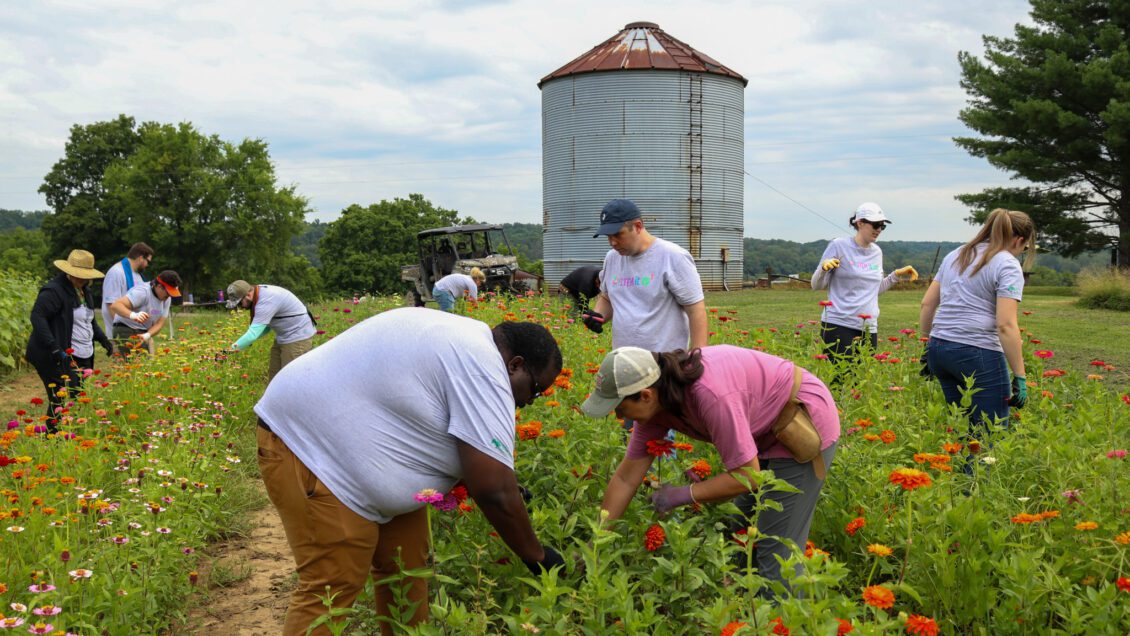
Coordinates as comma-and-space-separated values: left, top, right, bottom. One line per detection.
955, 0, 1130, 267
0, 209, 48, 232
39, 116, 311, 293
319, 194, 474, 294
102, 121, 309, 292
0, 227, 50, 279
39, 115, 143, 264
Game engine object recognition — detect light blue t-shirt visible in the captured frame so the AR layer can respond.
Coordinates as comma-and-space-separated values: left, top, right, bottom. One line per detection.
601, 237, 705, 351
811, 237, 899, 333
254, 308, 517, 523
930, 243, 1024, 352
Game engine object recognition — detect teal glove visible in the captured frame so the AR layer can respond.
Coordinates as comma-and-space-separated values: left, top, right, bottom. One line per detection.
1008, 376, 1027, 408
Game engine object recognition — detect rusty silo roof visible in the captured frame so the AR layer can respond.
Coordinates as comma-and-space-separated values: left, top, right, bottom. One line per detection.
538, 21, 747, 88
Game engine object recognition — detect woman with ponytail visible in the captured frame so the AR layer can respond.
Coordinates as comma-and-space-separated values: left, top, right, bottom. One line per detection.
582, 345, 840, 587
919, 208, 1036, 436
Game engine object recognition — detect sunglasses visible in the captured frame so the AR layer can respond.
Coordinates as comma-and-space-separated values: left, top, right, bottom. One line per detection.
528, 366, 545, 398
862, 220, 889, 230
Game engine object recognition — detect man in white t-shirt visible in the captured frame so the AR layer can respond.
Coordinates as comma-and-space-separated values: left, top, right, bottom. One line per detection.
100, 242, 153, 335
585, 198, 707, 352
254, 308, 565, 635
108, 270, 180, 355
225, 280, 317, 380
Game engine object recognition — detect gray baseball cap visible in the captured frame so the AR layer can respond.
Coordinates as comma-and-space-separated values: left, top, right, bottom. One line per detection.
580, 347, 660, 418
225, 280, 253, 308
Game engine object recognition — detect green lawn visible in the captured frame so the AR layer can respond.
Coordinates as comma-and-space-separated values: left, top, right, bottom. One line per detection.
705, 287, 1130, 389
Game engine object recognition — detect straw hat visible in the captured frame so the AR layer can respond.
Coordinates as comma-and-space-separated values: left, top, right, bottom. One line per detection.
53, 250, 105, 279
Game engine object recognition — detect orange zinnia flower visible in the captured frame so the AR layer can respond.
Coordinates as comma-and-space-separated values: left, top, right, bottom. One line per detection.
844, 516, 865, 536
888, 468, 932, 491
836, 618, 854, 635
879, 430, 896, 444
941, 442, 963, 454
644, 524, 666, 551
1010, 512, 1042, 524
546, 429, 565, 439
1074, 521, 1099, 531
904, 614, 939, 636
769, 617, 790, 635
515, 421, 542, 440
867, 544, 893, 557
720, 622, 748, 636
862, 585, 895, 609
1115, 531, 1130, 545
689, 459, 712, 479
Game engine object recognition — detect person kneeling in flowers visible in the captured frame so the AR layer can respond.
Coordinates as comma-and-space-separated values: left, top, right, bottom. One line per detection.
583, 345, 840, 590
254, 307, 565, 636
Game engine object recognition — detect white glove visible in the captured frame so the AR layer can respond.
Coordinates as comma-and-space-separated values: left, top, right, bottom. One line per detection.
140, 332, 151, 342
130, 311, 150, 323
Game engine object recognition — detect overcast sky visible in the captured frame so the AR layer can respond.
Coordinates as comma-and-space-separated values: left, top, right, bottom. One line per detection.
0, 0, 1036, 243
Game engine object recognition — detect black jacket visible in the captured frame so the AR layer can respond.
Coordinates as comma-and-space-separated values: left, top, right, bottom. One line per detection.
25, 272, 112, 368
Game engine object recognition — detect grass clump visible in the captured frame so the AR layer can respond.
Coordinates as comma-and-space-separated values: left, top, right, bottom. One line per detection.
1076, 268, 1130, 311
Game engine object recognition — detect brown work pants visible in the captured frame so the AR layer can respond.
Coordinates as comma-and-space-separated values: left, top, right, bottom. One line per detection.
257, 424, 429, 635
267, 337, 313, 381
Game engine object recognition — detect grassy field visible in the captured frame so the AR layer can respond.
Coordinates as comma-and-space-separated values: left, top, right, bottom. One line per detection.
705, 287, 1130, 389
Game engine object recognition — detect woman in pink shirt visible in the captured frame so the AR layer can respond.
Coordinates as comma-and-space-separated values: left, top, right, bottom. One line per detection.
582, 345, 840, 588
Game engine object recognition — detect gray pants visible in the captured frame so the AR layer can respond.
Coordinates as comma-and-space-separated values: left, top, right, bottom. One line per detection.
112, 323, 154, 355
731, 442, 837, 592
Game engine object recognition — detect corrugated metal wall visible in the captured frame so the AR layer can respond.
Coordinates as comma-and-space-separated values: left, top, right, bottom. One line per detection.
542, 70, 745, 289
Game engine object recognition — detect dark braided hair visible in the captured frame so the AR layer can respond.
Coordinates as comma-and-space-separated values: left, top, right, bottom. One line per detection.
492, 321, 562, 379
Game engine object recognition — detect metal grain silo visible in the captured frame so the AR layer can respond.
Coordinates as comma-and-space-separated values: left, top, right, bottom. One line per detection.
540, 21, 746, 290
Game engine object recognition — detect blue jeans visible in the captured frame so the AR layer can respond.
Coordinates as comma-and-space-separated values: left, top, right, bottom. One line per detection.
432, 288, 455, 312
927, 337, 1010, 435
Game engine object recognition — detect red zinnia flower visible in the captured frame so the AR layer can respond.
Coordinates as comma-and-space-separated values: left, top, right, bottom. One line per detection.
30, 398, 44, 406
1034, 350, 1054, 359
904, 615, 939, 636
836, 618, 854, 635
1116, 577, 1130, 592
844, 517, 865, 536
646, 439, 675, 457
644, 524, 666, 551
819, 300, 833, 307
770, 617, 790, 635
720, 622, 748, 636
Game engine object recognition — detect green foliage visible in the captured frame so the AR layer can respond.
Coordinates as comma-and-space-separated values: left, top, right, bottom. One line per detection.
292, 219, 328, 268
38, 115, 310, 294
1027, 265, 1075, 286
0, 269, 38, 374
501, 222, 543, 261
955, 0, 1130, 266
0, 227, 51, 278
317, 194, 475, 294
0, 209, 48, 231
1077, 267, 1130, 311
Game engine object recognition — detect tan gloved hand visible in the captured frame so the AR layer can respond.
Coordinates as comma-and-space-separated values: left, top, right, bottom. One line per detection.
821, 258, 841, 272
895, 265, 919, 281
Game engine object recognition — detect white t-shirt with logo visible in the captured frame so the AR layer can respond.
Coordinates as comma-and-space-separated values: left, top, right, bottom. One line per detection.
71, 305, 95, 358
811, 237, 899, 333
254, 308, 518, 523
433, 274, 478, 299
929, 243, 1024, 352
115, 284, 171, 330
600, 237, 705, 351
252, 285, 316, 344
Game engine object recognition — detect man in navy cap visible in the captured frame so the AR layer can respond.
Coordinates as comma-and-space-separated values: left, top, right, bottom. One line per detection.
583, 198, 707, 354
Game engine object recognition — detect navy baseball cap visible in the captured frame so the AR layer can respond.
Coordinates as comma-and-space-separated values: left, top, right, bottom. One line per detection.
594, 199, 642, 238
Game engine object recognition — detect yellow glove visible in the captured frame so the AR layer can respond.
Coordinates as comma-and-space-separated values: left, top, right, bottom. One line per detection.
895, 265, 919, 281
821, 258, 841, 271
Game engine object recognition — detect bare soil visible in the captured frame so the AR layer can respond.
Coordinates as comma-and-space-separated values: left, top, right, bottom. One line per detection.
176, 499, 293, 635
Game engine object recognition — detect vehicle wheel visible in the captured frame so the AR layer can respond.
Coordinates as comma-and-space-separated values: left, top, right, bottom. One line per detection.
406, 289, 426, 307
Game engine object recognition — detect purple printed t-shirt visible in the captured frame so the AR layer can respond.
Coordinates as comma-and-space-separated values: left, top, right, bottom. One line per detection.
626, 345, 841, 469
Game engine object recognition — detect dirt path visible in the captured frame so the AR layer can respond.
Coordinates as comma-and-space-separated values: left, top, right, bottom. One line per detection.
0, 368, 44, 415
178, 495, 293, 635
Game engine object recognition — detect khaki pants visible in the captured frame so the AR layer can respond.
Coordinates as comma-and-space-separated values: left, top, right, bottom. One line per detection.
268, 337, 313, 381
257, 424, 429, 636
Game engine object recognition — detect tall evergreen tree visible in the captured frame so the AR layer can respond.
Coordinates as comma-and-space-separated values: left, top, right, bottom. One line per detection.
955, 0, 1130, 267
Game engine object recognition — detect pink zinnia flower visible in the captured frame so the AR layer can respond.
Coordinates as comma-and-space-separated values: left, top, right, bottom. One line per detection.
27, 623, 54, 635
27, 583, 56, 593
32, 605, 62, 616
413, 489, 444, 504
1108, 449, 1127, 459
1034, 350, 1054, 359
1061, 489, 1083, 505
0, 617, 24, 628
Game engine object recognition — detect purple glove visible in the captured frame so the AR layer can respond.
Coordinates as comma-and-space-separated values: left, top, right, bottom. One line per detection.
650, 484, 694, 513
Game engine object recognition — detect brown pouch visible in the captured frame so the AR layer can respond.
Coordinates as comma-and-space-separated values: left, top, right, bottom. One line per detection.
771, 365, 826, 479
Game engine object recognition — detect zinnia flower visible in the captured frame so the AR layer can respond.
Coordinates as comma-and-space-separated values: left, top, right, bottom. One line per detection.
688, 459, 712, 480
644, 524, 666, 551
1117, 577, 1130, 593
1074, 521, 1099, 531
904, 614, 939, 636
720, 622, 748, 636
1034, 350, 1054, 359
844, 517, 865, 536
862, 584, 895, 609
836, 618, 854, 635
888, 468, 932, 491
646, 439, 674, 458
867, 543, 893, 557
818, 300, 833, 307
1115, 531, 1130, 545
1108, 449, 1127, 460
413, 489, 444, 504
769, 617, 789, 635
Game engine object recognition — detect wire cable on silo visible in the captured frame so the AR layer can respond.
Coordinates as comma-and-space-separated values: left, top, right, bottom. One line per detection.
743, 169, 844, 233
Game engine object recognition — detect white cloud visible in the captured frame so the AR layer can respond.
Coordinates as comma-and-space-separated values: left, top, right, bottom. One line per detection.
0, 0, 1034, 242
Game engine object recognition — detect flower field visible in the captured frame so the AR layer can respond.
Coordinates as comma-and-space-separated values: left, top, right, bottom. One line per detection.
2, 292, 1128, 635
